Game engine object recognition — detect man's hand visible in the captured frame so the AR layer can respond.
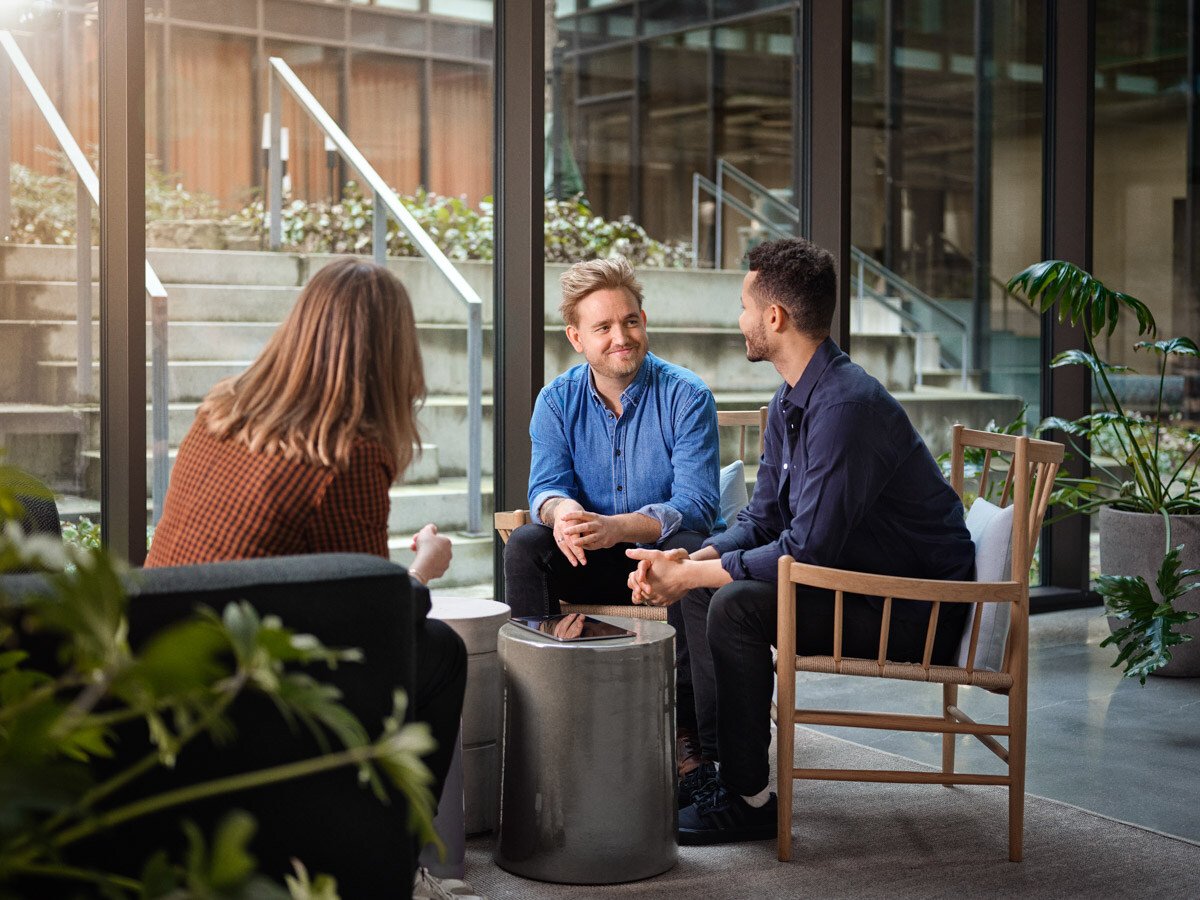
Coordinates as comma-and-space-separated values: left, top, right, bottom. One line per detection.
690, 545, 720, 561
626, 547, 691, 606
560, 510, 623, 551
545, 497, 588, 566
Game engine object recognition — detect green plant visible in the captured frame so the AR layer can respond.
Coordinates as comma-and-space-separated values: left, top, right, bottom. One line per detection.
1007, 260, 1200, 516
8, 150, 221, 245
227, 184, 690, 266
1098, 513, 1200, 683
0, 481, 439, 898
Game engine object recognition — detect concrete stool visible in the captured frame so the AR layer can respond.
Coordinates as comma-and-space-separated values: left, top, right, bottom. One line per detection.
430, 597, 510, 833
494, 616, 676, 884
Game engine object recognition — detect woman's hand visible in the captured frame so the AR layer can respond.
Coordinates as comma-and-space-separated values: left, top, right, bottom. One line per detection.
410, 523, 453, 583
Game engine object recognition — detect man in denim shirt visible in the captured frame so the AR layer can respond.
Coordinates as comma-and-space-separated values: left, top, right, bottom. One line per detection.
504, 256, 722, 779
628, 238, 975, 845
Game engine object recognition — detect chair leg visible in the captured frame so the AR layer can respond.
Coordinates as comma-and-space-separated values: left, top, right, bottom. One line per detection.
1008, 685, 1026, 862
776, 706, 794, 861
941, 683, 957, 778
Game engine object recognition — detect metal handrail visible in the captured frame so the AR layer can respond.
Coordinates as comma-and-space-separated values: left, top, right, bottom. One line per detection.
935, 231, 1039, 332
0, 30, 171, 522
266, 57, 484, 535
696, 157, 970, 388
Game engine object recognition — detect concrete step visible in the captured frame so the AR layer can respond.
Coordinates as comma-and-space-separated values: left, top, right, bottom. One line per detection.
919, 369, 983, 392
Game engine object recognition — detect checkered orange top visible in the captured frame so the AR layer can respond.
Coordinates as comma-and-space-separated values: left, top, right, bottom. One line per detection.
145, 415, 396, 568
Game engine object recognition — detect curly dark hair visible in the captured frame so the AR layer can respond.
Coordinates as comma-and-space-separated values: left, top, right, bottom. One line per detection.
746, 238, 837, 337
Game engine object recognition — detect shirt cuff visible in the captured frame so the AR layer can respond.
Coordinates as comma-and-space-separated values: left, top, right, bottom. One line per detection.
634, 503, 682, 544
720, 549, 749, 581
704, 528, 744, 555
530, 491, 569, 523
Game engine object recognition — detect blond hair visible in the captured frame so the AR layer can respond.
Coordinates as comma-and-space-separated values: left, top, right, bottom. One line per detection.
558, 255, 644, 326
200, 257, 425, 473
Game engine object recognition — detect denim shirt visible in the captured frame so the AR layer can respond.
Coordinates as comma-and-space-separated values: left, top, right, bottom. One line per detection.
705, 338, 973, 616
528, 352, 722, 543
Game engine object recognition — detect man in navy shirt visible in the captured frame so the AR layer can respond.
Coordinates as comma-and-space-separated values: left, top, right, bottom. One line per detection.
628, 238, 974, 845
504, 255, 722, 781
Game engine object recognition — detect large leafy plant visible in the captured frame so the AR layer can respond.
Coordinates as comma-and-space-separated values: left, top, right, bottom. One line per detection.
1007, 260, 1200, 515
1098, 513, 1199, 684
0, 472, 439, 898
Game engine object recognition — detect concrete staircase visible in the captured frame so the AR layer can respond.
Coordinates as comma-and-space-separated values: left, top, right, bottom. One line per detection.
0, 245, 1023, 586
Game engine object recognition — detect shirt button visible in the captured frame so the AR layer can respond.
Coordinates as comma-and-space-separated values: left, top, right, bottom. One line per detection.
617, 485, 624, 491
783, 463, 788, 469
615, 449, 622, 457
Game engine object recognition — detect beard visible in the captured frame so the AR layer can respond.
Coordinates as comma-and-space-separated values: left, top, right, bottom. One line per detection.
590, 344, 645, 380
743, 323, 769, 363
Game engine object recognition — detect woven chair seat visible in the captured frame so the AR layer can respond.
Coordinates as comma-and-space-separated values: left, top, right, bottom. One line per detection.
794, 654, 1013, 691
560, 602, 667, 621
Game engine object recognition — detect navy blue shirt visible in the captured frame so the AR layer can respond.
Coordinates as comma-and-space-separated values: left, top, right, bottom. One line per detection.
706, 338, 973, 616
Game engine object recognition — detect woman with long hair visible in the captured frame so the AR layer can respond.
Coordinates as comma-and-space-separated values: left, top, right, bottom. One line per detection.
147, 256, 450, 579
145, 258, 464, 880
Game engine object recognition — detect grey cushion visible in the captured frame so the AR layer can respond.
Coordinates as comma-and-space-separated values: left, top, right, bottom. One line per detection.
955, 498, 1015, 671
719, 459, 749, 524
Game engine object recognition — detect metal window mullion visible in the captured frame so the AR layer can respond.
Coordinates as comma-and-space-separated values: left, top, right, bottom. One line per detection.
492, 0, 544, 599
1039, 0, 1094, 598
99, 0, 148, 564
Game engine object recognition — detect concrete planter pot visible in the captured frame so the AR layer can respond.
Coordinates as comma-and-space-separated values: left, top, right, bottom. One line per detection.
1099, 506, 1200, 677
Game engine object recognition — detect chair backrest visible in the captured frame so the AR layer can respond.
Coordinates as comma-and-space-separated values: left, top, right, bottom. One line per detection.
948, 425, 1063, 673
494, 509, 529, 544
717, 406, 768, 461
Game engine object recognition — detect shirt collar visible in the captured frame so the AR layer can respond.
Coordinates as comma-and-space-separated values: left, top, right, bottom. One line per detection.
587, 354, 654, 411
784, 337, 840, 412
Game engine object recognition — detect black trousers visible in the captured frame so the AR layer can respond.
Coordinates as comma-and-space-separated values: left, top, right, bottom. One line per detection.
680, 580, 967, 796
416, 617, 468, 809
503, 523, 706, 732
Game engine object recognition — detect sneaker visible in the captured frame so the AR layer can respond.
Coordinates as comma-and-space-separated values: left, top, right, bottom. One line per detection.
678, 782, 777, 846
677, 727, 704, 777
412, 866, 485, 900
677, 759, 718, 810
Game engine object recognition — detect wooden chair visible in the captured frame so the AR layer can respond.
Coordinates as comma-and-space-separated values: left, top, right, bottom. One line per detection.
494, 406, 769, 621
773, 425, 1063, 863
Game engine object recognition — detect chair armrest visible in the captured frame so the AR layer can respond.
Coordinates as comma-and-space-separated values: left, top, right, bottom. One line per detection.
786, 562, 1021, 605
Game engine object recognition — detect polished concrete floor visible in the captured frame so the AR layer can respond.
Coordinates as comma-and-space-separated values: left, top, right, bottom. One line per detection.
795, 607, 1200, 841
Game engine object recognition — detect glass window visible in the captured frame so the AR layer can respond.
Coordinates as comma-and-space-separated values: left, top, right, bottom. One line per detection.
351, 10, 426, 51
170, 0, 257, 30
850, 0, 1044, 497
1, 5, 105, 531
431, 20, 493, 60
264, 0, 345, 40
350, 52, 423, 195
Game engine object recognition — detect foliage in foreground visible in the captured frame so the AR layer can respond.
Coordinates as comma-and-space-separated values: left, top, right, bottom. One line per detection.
0, 473, 438, 898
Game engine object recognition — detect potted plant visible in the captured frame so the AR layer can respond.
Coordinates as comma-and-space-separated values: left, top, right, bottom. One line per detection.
1006, 260, 1200, 677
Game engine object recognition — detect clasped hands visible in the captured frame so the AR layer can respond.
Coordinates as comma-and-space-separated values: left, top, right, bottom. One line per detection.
551, 500, 623, 567
625, 546, 691, 607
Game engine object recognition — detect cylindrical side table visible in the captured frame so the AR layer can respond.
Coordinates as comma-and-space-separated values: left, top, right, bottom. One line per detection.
494, 616, 676, 885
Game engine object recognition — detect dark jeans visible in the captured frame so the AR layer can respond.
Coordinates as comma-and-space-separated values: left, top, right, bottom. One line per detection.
416, 617, 468, 809
503, 523, 705, 732
680, 580, 967, 796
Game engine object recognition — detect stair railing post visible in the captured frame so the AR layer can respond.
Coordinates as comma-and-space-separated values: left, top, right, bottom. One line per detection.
76, 179, 92, 397
268, 73, 282, 251
691, 173, 699, 269
150, 291, 169, 523
467, 300, 483, 535
714, 160, 724, 270
373, 189, 387, 266
0, 58, 10, 241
